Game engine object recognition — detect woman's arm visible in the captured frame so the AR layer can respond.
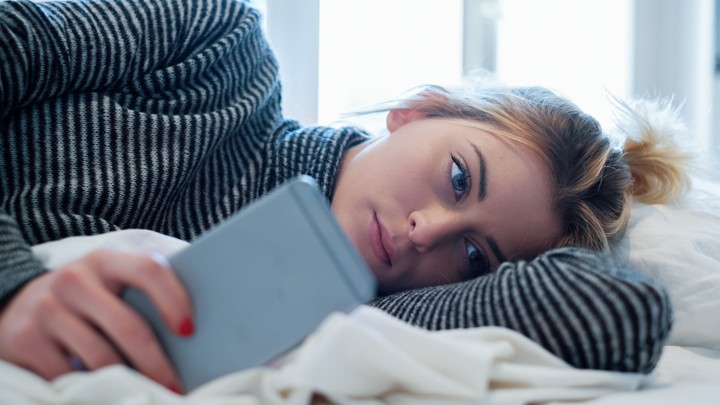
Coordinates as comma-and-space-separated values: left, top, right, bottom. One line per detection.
0, 0, 265, 296
0, 0, 257, 387
370, 247, 672, 374
0, 0, 257, 119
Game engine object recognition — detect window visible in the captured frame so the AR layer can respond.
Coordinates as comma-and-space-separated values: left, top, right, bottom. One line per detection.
265, 0, 633, 134
495, 0, 633, 129
318, 0, 464, 132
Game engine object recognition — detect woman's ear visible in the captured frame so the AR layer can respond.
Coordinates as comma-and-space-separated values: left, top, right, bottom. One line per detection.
386, 86, 449, 132
386, 109, 426, 133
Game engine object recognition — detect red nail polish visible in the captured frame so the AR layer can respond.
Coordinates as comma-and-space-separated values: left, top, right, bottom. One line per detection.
167, 384, 182, 395
178, 317, 194, 337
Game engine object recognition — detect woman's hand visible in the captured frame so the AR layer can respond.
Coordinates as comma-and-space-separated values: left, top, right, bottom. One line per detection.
0, 249, 193, 392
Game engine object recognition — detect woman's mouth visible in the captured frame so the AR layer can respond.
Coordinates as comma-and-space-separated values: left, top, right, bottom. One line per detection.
369, 212, 394, 268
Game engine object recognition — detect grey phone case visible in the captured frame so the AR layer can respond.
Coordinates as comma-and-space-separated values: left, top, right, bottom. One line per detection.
123, 175, 376, 391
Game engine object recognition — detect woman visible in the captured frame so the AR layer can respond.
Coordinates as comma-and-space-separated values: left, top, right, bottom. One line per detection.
0, 0, 687, 393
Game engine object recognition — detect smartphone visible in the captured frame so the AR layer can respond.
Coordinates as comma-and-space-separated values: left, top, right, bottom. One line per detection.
123, 175, 377, 391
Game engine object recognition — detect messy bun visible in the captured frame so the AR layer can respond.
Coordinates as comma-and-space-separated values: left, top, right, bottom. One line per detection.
614, 97, 691, 204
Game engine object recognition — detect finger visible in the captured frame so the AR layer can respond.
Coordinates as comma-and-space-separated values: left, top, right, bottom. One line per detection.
5, 330, 72, 380
24, 338, 74, 381
89, 250, 194, 336
0, 283, 74, 380
46, 305, 124, 371
63, 284, 182, 390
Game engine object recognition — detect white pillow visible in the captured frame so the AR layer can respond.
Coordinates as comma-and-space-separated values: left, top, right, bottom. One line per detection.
611, 175, 720, 349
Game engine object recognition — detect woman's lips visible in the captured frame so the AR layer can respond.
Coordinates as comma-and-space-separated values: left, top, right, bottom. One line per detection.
370, 212, 394, 268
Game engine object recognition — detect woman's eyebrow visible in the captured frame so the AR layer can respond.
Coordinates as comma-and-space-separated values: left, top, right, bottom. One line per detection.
486, 237, 508, 264
469, 142, 487, 201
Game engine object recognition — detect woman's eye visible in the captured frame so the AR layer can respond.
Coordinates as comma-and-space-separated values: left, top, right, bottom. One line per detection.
465, 241, 490, 278
450, 155, 470, 201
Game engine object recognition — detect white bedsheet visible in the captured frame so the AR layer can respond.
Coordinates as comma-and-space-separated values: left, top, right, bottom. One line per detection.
553, 346, 720, 405
0, 307, 645, 405
2, 230, 714, 404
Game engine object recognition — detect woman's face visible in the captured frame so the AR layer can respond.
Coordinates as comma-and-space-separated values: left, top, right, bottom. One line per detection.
331, 115, 563, 295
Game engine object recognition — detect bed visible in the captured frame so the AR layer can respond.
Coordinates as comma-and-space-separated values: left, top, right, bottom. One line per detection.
2, 171, 719, 405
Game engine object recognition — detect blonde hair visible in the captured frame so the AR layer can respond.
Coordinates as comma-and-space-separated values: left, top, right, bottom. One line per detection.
391, 83, 690, 253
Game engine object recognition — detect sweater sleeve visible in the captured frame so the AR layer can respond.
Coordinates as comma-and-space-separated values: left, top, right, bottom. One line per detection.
0, 0, 258, 119
0, 0, 262, 304
369, 247, 672, 374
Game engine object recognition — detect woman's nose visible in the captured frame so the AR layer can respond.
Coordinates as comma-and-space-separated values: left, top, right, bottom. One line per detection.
408, 208, 461, 253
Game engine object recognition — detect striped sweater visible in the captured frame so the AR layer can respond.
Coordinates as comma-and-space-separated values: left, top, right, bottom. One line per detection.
0, 0, 671, 374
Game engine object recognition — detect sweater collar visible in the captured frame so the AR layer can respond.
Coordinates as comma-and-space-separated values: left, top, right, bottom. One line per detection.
272, 121, 371, 200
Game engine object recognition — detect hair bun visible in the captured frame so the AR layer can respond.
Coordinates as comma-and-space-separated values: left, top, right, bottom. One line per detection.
612, 97, 692, 204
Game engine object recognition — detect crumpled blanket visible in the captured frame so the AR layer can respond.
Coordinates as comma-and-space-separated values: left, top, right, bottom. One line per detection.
1, 230, 646, 405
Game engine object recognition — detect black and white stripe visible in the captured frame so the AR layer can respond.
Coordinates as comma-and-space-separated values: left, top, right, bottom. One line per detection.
371, 247, 671, 373
1, 0, 671, 374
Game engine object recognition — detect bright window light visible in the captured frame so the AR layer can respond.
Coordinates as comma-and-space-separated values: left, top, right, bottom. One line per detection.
318, 0, 464, 132
496, 0, 633, 129
265, 0, 632, 134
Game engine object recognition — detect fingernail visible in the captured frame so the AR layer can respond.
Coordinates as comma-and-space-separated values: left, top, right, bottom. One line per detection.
178, 317, 194, 337
166, 384, 182, 395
